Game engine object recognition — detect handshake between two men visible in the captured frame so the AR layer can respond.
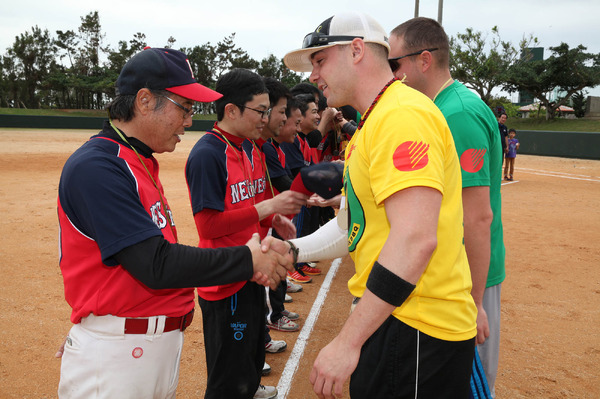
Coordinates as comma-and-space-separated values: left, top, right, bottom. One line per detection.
246, 162, 346, 290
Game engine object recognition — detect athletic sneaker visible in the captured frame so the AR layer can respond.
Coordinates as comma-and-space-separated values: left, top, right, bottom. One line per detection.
281, 309, 299, 321
268, 315, 300, 332
262, 362, 271, 376
299, 263, 322, 276
284, 294, 293, 303
286, 279, 303, 293
287, 270, 312, 283
265, 339, 287, 353
254, 384, 277, 399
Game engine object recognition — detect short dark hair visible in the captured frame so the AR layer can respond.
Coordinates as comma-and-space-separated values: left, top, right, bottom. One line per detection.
106, 89, 169, 122
291, 82, 320, 98
215, 68, 267, 121
263, 77, 291, 108
295, 93, 316, 116
509, 128, 517, 134
391, 17, 449, 69
285, 96, 301, 118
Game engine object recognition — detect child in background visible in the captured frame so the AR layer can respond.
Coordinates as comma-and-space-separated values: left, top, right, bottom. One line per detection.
504, 128, 520, 181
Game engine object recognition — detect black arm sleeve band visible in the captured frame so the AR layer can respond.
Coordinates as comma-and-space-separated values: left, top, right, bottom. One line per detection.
366, 261, 416, 307
341, 121, 357, 136
290, 167, 302, 179
114, 236, 254, 290
306, 129, 323, 147
271, 174, 293, 193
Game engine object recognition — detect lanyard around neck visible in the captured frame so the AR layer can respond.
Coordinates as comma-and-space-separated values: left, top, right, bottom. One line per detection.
108, 119, 177, 242
211, 128, 264, 234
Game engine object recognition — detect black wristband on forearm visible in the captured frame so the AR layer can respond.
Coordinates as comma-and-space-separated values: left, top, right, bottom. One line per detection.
366, 261, 416, 307
286, 240, 299, 266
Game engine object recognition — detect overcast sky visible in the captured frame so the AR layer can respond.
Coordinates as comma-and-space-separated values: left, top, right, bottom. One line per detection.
2, 0, 600, 98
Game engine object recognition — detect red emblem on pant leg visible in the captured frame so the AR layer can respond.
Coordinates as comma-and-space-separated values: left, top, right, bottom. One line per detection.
132, 347, 143, 358
393, 141, 429, 171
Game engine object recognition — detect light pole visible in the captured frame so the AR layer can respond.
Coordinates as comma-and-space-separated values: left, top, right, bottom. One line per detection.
438, 0, 444, 24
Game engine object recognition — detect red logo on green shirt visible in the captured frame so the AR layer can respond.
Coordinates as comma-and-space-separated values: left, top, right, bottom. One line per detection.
393, 141, 429, 171
460, 149, 486, 173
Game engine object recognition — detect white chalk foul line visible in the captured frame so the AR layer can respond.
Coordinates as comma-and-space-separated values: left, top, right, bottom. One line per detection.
501, 180, 520, 186
276, 257, 343, 398
518, 168, 600, 182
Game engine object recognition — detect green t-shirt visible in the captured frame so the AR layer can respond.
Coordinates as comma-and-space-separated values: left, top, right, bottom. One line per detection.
435, 81, 506, 287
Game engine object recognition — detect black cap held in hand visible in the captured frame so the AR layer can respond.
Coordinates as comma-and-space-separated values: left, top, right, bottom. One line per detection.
291, 162, 344, 199
116, 47, 222, 103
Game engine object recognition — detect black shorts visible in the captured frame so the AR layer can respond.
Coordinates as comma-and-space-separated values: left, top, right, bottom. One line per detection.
350, 316, 475, 399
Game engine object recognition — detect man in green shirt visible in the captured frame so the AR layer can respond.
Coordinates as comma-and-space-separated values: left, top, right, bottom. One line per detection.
389, 17, 506, 398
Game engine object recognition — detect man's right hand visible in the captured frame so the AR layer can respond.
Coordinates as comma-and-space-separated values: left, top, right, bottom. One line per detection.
246, 234, 294, 289
255, 191, 308, 220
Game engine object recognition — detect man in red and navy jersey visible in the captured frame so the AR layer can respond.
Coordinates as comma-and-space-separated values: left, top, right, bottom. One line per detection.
57, 48, 293, 399
185, 68, 307, 399
253, 78, 303, 336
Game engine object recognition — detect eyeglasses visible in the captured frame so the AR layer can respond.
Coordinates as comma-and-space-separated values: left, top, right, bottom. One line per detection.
388, 48, 439, 72
237, 104, 272, 119
302, 32, 364, 49
158, 95, 196, 118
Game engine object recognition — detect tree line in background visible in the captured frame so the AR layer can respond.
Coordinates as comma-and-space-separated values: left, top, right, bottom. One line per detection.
0, 11, 306, 114
1, 11, 600, 119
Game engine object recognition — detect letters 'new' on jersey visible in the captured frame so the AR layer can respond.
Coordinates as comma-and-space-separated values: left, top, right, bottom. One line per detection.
186, 128, 267, 301
58, 132, 193, 323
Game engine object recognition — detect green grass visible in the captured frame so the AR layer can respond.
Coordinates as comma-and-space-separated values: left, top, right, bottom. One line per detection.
503, 117, 600, 133
2, 108, 599, 131
0, 107, 217, 120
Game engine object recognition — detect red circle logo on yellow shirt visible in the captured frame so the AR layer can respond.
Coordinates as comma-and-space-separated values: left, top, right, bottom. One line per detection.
393, 141, 429, 171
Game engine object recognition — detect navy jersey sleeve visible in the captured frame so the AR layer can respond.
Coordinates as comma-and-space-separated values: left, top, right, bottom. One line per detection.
185, 135, 228, 214
263, 141, 290, 179
58, 140, 163, 264
280, 139, 306, 170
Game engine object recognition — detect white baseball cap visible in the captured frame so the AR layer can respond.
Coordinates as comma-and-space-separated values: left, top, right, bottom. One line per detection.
284, 12, 390, 73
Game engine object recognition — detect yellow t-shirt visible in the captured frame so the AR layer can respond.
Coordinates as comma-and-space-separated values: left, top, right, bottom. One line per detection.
344, 81, 476, 342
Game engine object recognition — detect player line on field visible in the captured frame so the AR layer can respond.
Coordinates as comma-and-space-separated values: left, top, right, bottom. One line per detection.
501, 180, 519, 186
277, 257, 343, 398
518, 167, 600, 182
518, 167, 596, 178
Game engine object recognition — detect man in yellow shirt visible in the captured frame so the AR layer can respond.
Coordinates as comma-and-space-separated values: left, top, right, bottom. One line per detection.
284, 12, 477, 398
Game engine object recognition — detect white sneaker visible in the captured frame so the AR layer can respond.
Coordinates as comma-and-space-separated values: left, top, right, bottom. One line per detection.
262, 362, 271, 376
286, 279, 303, 293
254, 384, 277, 399
265, 339, 287, 353
284, 294, 293, 303
281, 309, 299, 321
268, 315, 300, 332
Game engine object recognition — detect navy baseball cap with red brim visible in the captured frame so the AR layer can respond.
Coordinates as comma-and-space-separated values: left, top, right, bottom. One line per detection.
116, 47, 222, 103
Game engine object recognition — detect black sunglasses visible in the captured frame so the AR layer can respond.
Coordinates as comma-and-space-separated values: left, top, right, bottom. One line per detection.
302, 32, 364, 49
388, 48, 439, 72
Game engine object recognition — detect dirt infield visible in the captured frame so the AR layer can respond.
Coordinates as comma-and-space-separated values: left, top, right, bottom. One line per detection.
1, 128, 598, 398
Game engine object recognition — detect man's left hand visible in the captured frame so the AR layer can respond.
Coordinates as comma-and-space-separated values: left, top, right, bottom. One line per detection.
309, 336, 360, 398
